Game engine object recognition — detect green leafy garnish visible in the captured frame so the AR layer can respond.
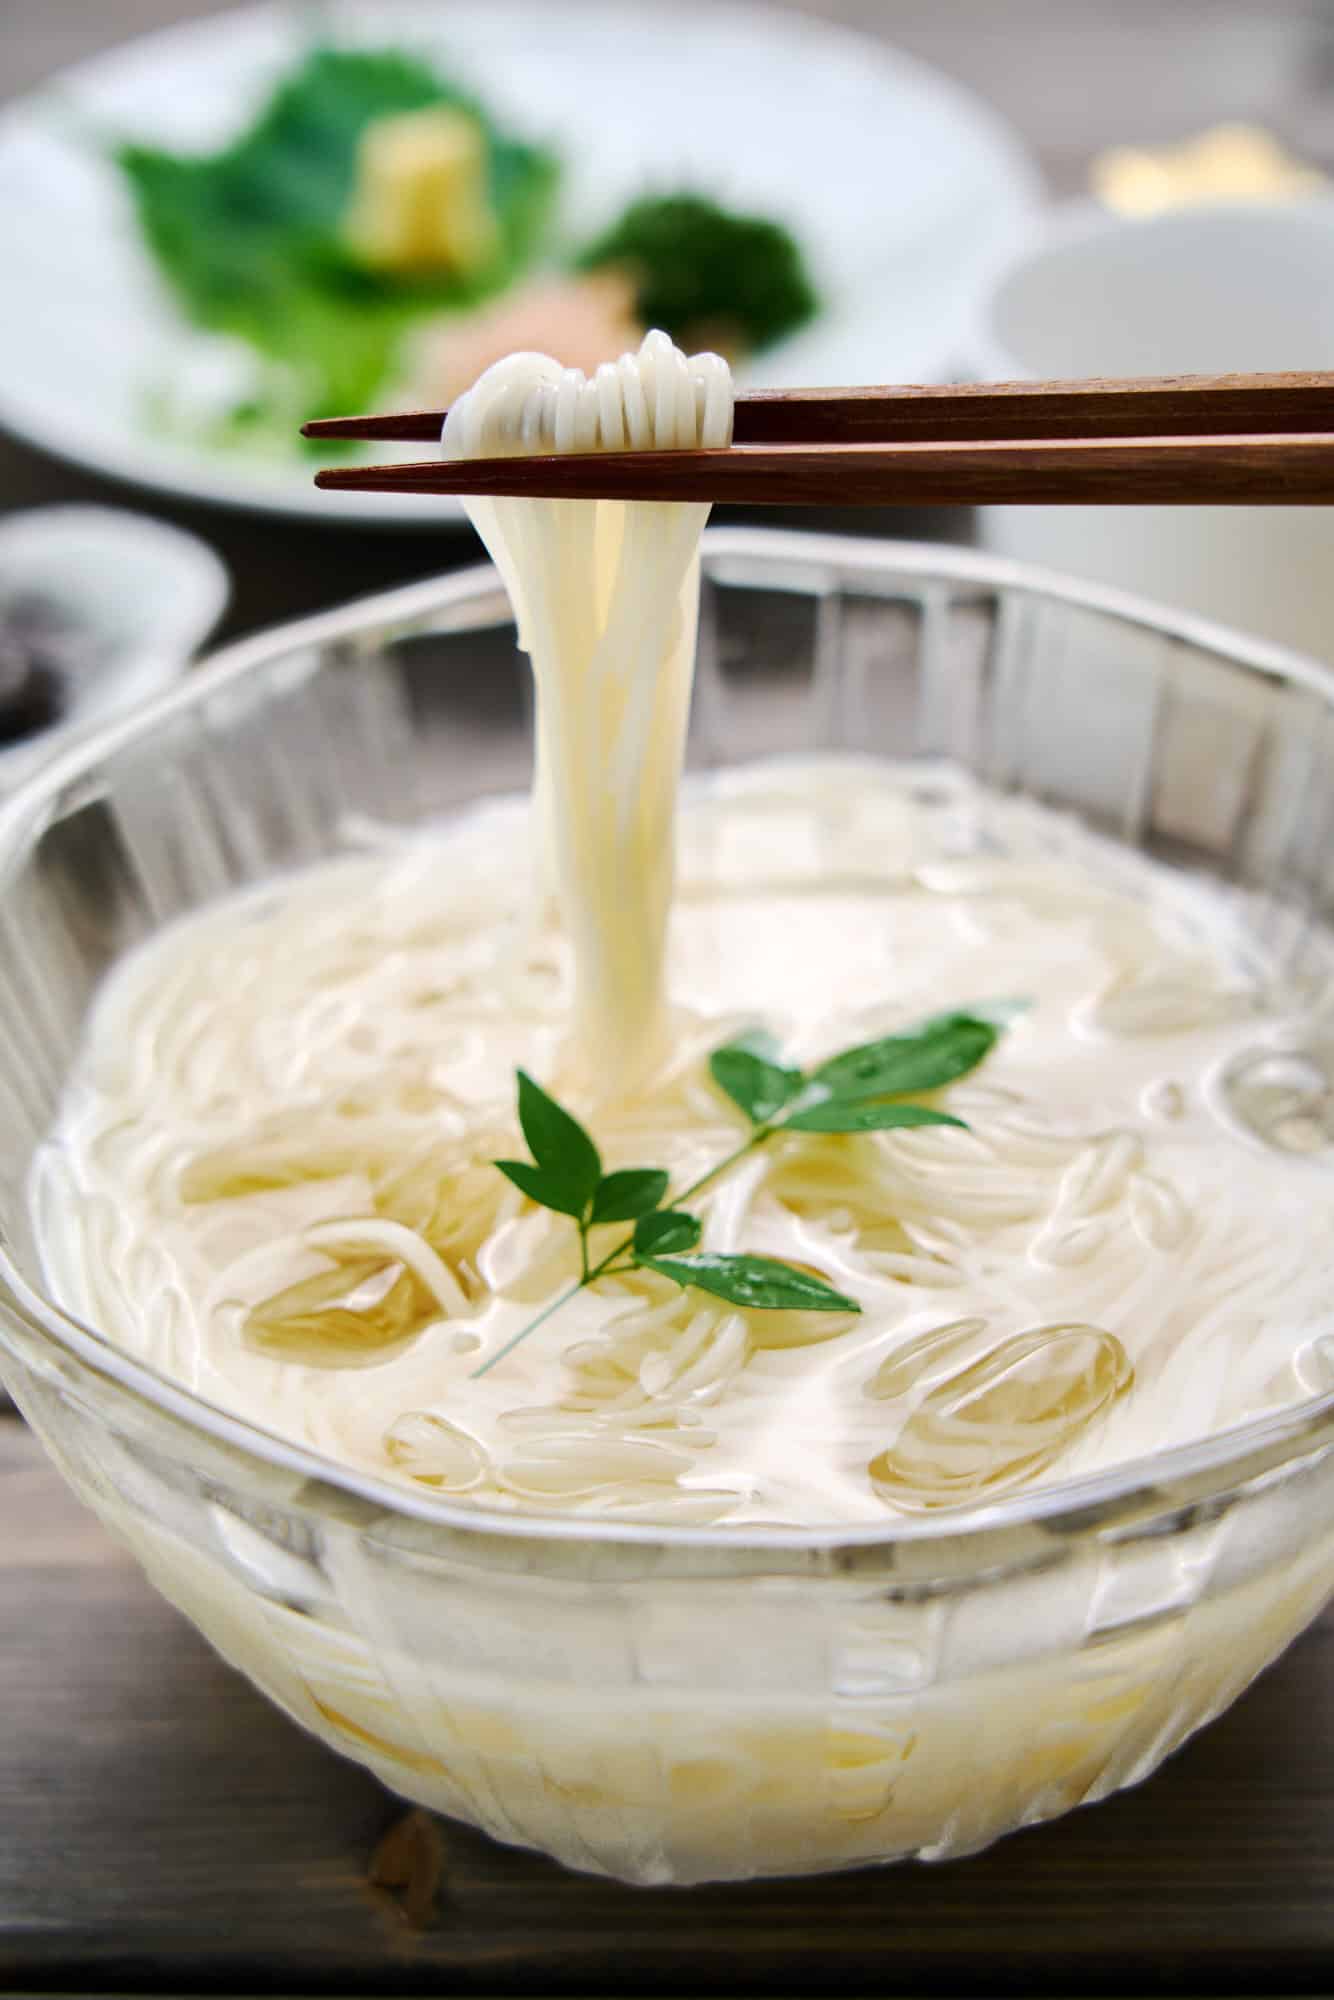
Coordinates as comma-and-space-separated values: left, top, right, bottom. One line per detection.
496, 1075, 600, 1216
709, 1041, 804, 1125
589, 1168, 671, 1224
633, 1210, 702, 1257
639, 1253, 857, 1314
116, 45, 559, 430
576, 192, 819, 353
783, 1100, 966, 1135
475, 1007, 1009, 1378
514, 1067, 601, 1208
493, 1155, 578, 1212
811, 1013, 999, 1102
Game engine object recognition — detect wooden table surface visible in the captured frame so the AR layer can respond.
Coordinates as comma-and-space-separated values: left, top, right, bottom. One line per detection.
6, 3, 1334, 1992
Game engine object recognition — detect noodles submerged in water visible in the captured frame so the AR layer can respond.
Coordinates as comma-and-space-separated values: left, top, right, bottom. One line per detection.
32, 335, 1334, 1526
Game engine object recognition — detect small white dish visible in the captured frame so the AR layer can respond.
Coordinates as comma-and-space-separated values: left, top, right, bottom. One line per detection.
0, 0, 1039, 529
0, 505, 230, 788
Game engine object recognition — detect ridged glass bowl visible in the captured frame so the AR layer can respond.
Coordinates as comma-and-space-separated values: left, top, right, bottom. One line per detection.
2, 529, 1333, 1887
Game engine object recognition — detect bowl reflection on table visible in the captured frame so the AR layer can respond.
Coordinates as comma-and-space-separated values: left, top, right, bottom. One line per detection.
0, 531, 1332, 1886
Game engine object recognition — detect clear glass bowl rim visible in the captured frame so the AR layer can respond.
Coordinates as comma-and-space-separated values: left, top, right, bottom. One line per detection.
3, 525, 1334, 1558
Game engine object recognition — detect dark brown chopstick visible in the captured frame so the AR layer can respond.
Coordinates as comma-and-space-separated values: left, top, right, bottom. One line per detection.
303, 370, 1334, 447
313, 432, 1334, 506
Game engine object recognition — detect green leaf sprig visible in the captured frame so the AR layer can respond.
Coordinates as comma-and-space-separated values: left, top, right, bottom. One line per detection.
474, 1009, 1005, 1379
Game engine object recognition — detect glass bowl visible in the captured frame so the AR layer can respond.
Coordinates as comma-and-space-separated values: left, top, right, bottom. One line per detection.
2, 529, 1333, 1888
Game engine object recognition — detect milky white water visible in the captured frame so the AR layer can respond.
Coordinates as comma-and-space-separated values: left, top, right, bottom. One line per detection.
31, 751, 1334, 1527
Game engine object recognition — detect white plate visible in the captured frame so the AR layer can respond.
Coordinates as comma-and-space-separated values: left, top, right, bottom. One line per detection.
0, 0, 1039, 527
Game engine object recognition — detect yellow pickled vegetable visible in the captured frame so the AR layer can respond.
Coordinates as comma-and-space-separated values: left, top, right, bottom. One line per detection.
344, 106, 499, 277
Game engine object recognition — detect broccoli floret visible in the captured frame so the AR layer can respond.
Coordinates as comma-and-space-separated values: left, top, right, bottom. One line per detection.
577, 193, 818, 354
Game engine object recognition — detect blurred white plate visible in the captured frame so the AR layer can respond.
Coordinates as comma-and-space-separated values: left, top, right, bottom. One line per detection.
0, 0, 1039, 527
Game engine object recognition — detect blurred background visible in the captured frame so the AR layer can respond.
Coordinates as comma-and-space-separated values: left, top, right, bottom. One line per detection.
2, 0, 1334, 721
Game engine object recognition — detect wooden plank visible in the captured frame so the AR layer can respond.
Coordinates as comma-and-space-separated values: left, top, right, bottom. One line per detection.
3, 1420, 1334, 1994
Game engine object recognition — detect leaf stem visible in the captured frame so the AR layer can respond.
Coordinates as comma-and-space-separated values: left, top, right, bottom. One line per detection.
671, 1128, 774, 1209
469, 1277, 584, 1380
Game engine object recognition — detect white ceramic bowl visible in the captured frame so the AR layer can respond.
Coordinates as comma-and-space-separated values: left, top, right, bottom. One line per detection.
969, 199, 1334, 660
0, 505, 228, 788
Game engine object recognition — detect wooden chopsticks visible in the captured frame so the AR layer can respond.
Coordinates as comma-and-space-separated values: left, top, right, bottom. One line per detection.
304, 370, 1334, 505
304, 372, 1334, 444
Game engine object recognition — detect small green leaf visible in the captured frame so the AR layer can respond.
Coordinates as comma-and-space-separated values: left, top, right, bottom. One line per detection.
784, 1101, 967, 1135
644, 1253, 859, 1313
710, 1039, 804, 1125
590, 1168, 670, 1224
515, 1069, 601, 1214
812, 1012, 998, 1102
494, 1157, 588, 1217
634, 1210, 702, 1256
